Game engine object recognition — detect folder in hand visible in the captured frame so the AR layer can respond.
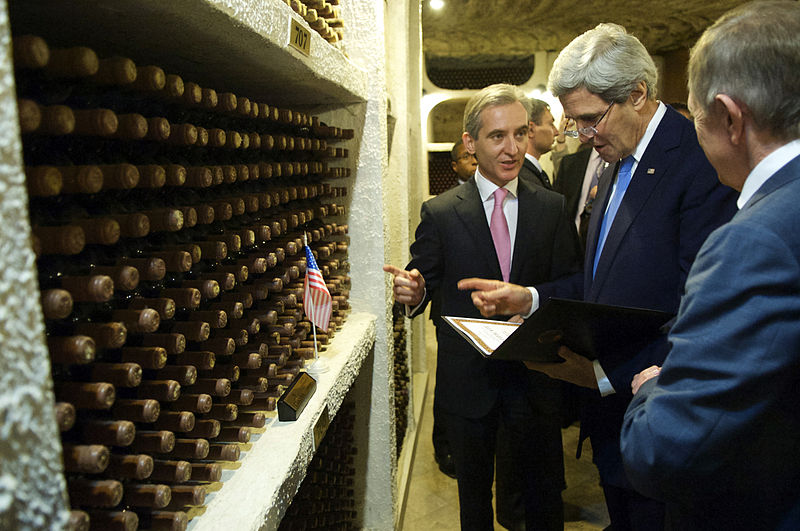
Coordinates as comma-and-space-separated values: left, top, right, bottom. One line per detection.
444, 298, 673, 362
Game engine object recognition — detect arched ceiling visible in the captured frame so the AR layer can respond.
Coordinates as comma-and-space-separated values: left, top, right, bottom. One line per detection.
422, 0, 752, 65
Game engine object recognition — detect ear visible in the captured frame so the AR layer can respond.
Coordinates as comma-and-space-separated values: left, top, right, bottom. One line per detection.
528, 121, 536, 138
462, 131, 475, 153
714, 94, 745, 145
629, 80, 648, 109
451, 161, 458, 172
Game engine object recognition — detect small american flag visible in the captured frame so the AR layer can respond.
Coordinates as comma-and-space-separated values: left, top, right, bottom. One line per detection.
303, 240, 332, 331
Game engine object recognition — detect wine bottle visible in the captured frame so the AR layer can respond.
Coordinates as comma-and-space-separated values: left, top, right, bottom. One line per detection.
169, 438, 210, 460
79, 419, 136, 447
168, 392, 212, 414
122, 483, 172, 508
66, 478, 123, 508
131, 430, 176, 454
105, 453, 154, 480
62, 443, 110, 474
54, 382, 115, 410
150, 460, 192, 483
111, 398, 160, 423
86, 510, 138, 531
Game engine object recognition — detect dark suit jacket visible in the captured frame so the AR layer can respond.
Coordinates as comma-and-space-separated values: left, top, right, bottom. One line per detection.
622, 154, 800, 530
554, 146, 593, 221
519, 157, 553, 190
537, 106, 738, 487
407, 176, 579, 419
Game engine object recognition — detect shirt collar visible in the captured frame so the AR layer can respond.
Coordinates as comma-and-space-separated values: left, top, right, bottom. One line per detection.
738, 139, 800, 209
524, 152, 542, 172
628, 101, 667, 167
475, 168, 518, 201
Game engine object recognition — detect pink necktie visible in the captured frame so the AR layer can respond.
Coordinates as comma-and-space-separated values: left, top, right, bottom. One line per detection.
490, 188, 511, 281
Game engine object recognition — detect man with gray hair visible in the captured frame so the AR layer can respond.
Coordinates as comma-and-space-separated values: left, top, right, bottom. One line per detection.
621, 2, 800, 529
458, 23, 737, 530
385, 83, 579, 530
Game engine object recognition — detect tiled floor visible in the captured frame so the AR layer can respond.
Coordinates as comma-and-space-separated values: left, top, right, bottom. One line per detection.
400, 321, 610, 530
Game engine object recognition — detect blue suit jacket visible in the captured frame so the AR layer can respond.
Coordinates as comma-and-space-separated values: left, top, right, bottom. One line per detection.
621, 153, 800, 530
406, 176, 579, 418
537, 106, 738, 487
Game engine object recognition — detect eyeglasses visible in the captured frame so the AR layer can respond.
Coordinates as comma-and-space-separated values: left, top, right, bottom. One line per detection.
564, 102, 614, 138
458, 152, 477, 161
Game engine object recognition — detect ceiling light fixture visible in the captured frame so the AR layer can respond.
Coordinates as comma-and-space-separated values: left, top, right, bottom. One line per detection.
430, 0, 445, 10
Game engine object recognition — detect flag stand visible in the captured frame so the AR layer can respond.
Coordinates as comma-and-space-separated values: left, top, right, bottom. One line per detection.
306, 309, 329, 375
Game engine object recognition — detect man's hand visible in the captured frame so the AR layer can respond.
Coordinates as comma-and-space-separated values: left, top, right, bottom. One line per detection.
457, 278, 533, 317
631, 365, 661, 395
383, 264, 425, 307
524, 346, 598, 389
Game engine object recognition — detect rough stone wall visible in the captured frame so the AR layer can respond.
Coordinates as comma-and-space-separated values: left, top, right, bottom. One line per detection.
0, 1, 69, 528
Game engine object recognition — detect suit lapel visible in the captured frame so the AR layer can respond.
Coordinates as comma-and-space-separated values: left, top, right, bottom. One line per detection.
588, 109, 683, 298
454, 178, 503, 279
584, 162, 615, 298
523, 158, 549, 189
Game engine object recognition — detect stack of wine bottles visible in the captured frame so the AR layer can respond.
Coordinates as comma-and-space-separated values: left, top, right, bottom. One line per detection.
14, 33, 353, 531
278, 402, 357, 530
284, 0, 344, 44
392, 304, 409, 458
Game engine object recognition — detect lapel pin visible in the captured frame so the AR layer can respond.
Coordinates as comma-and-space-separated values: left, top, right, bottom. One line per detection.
647, 168, 656, 174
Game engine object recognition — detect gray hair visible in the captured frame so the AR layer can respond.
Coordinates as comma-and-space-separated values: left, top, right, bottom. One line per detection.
548, 23, 658, 103
526, 98, 551, 125
463, 83, 528, 139
689, 0, 800, 140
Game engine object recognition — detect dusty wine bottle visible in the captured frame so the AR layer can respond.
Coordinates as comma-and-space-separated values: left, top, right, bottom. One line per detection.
79, 419, 136, 447
62, 443, 110, 474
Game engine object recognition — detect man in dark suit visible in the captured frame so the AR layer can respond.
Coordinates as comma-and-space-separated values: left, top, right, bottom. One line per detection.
384, 83, 579, 530
458, 24, 737, 531
518, 98, 558, 190
621, 3, 800, 529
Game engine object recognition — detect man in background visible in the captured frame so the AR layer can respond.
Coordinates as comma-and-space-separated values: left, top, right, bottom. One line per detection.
451, 138, 478, 186
458, 23, 737, 530
621, 3, 800, 529
518, 98, 558, 190
555, 143, 606, 251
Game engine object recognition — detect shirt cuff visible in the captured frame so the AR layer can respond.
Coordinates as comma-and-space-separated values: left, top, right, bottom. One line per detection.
522, 287, 540, 319
593, 360, 616, 396
405, 287, 427, 317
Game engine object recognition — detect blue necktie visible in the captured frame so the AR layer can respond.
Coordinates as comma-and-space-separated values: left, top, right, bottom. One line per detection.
592, 155, 635, 277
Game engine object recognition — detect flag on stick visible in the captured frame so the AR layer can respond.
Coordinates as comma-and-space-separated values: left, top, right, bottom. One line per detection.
303, 236, 332, 332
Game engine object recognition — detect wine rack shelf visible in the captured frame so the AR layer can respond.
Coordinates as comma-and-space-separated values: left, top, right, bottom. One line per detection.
191, 312, 374, 531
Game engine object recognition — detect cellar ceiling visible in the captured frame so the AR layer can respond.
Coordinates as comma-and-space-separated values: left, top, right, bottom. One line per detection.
422, 0, 752, 68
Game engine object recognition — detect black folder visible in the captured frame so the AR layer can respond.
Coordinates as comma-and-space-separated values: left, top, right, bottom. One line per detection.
490, 298, 674, 362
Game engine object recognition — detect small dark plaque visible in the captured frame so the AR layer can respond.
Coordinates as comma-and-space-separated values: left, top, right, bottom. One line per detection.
277, 372, 317, 421
313, 405, 330, 450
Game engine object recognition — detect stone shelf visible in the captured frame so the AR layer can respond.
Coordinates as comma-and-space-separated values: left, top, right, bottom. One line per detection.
188, 311, 377, 531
